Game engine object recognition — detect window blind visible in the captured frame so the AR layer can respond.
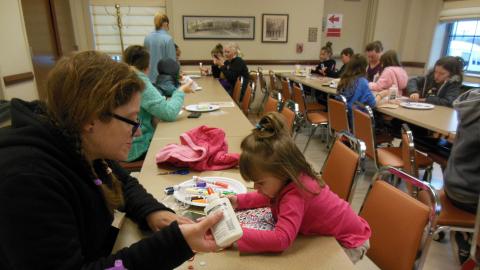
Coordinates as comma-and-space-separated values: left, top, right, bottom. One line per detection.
90, 1, 166, 55
439, 0, 480, 22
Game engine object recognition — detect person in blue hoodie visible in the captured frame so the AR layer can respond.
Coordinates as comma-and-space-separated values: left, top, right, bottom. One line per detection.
337, 54, 376, 123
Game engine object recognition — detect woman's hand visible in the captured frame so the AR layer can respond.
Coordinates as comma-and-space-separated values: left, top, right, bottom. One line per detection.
226, 195, 238, 209
409, 93, 420, 101
179, 211, 223, 252
146, 210, 194, 232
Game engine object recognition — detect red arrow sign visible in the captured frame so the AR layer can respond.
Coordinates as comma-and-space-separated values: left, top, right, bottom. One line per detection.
328, 15, 340, 23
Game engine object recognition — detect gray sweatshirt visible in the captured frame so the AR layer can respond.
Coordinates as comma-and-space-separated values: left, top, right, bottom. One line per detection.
444, 88, 480, 205
406, 71, 462, 107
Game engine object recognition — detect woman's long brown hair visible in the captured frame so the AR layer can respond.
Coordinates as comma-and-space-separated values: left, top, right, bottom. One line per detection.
46, 51, 144, 213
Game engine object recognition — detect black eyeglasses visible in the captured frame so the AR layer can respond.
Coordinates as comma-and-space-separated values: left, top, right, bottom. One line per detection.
110, 113, 141, 137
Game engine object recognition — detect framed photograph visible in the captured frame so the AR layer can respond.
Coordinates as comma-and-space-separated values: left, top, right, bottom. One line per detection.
262, 14, 289, 43
183, 16, 255, 40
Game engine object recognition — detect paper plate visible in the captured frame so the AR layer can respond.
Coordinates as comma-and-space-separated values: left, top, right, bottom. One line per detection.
400, 102, 435, 110
185, 104, 220, 112
173, 177, 247, 207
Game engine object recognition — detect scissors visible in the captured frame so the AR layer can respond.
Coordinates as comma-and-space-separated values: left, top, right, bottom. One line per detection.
158, 168, 190, 175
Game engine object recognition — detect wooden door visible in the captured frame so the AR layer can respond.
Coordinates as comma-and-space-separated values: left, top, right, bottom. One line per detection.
21, 0, 76, 100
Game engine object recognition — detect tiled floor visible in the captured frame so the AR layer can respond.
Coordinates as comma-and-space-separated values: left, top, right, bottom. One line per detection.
292, 129, 459, 270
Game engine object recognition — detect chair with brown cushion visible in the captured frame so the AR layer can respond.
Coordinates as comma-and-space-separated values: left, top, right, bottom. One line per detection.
268, 70, 280, 95
280, 78, 292, 102
327, 95, 349, 146
321, 132, 365, 202
280, 105, 296, 136
241, 83, 253, 116
291, 83, 328, 153
232, 77, 242, 104
263, 96, 279, 115
118, 159, 144, 173
431, 189, 476, 243
360, 167, 440, 270
352, 104, 433, 179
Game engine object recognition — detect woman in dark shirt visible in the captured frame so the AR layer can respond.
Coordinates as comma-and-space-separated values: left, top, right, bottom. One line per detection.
312, 42, 336, 77
330, 47, 354, 78
214, 42, 250, 101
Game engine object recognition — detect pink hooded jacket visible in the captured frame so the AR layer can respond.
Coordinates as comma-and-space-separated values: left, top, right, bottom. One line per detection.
368, 66, 408, 96
155, 125, 239, 171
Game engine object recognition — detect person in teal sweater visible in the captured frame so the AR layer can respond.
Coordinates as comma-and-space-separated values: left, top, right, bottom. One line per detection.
123, 45, 192, 162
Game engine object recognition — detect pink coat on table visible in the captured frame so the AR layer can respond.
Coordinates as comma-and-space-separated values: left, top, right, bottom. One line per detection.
236, 174, 371, 253
155, 125, 239, 171
368, 66, 408, 96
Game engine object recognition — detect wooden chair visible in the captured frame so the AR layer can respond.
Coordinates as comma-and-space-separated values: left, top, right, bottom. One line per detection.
360, 167, 440, 270
321, 132, 365, 202
290, 83, 328, 153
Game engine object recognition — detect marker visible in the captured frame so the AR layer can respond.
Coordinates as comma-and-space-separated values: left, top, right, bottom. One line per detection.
193, 176, 229, 189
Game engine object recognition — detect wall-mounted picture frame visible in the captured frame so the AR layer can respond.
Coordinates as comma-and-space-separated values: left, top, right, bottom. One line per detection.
262, 14, 289, 43
183, 16, 255, 40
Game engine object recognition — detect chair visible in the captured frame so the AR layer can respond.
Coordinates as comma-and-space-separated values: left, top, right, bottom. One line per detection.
327, 95, 349, 145
263, 96, 279, 115
352, 104, 433, 178
268, 70, 280, 95
280, 78, 292, 102
232, 77, 242, 104
241, 83, 253, 116
359, 167, 440, 270
291, 83, 328, 153
118, 160, 144, 173
280, 105, 296, 136
321, 132, 365, 202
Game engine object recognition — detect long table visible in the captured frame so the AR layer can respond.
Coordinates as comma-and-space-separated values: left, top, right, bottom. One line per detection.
277, 72, 458, 137
278, 72, 337, 95
112, 76, 355, 269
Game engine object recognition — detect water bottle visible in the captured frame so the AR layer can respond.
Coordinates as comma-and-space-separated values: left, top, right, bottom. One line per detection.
388, 85, 398, 101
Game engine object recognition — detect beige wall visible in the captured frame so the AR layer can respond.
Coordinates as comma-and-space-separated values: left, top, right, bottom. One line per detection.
168, 0, 325, 60
0, 0, 38, 101
322, 0, 369, 55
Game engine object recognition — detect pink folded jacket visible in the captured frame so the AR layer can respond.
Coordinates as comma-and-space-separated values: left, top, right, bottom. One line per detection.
155, 125, 240, 171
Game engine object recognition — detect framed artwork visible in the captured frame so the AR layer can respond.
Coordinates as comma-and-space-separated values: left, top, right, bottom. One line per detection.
262, 14, 289, 43
183, 16, 255, 40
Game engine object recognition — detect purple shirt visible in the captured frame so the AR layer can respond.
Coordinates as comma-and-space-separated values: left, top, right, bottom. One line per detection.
367, 63, 382, 82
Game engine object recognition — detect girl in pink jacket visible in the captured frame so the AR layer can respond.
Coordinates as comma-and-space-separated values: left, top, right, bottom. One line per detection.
228, 112, 371, 263
368, 50, 408, 100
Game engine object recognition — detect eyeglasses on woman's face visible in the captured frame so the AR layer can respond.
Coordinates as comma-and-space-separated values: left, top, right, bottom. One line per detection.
110, 113, 141, 137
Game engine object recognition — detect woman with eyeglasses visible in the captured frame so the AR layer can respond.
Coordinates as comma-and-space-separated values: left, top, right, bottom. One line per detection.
0, 51, 223, 269
123, 45, 192, 162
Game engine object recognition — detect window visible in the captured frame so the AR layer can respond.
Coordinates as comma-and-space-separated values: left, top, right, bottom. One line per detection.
90, 1, 166, 57
445, 20, 480, 74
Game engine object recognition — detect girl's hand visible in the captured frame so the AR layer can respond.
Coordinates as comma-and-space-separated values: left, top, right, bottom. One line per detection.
226, 195, 238, 209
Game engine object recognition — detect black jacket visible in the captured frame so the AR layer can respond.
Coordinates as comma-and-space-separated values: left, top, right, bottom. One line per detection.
220, 56, 250, 101
0, 99, 193, 270
406, 71, 462, 107
312, 59, 336, 77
